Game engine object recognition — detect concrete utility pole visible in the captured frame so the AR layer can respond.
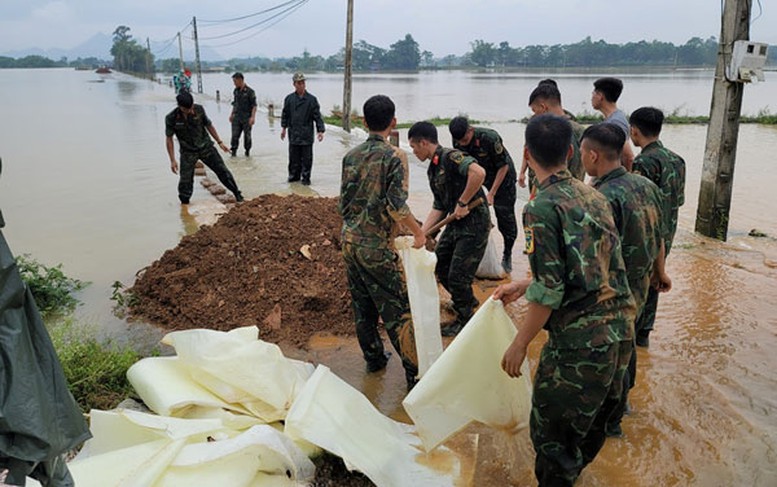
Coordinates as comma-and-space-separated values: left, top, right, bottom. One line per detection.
695, 0, 752, 241
342, 0, 354, 132
146, 37, 152, 77
192, 16, 203, 94
177, 32, 184, 72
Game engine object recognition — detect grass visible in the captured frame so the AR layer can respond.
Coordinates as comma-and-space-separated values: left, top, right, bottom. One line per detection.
49, 318, 141, 412
325, 107, 481, 131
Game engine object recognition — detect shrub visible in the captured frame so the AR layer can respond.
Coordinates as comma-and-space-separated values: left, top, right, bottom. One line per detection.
15, 255, 87, 316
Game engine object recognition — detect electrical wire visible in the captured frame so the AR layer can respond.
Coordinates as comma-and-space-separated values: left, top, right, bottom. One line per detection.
197, 0, 307, 41
751, 0, 763, 24
202, 1, 308, 49
198, 0, 302, 24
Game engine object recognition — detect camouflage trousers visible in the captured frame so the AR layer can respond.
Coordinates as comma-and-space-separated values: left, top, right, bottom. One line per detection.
178, 147, 241, 204
435, 223, 488, 326
342, 242, 419, 385
530, 340, 633, 487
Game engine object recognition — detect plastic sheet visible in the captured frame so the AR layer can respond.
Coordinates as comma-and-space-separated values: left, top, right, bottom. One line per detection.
285, 365, 463, 487
403, 297, 532, 451
395, 236, 443, 377
475, 229, 507, 279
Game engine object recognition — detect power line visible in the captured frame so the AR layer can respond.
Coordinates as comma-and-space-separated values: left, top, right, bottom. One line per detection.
198, 0, 302, 24
198, 0, 307, 41
202, 1, 308, 49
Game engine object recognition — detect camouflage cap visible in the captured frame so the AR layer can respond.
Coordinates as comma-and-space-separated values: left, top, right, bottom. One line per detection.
292, 72, 306, 82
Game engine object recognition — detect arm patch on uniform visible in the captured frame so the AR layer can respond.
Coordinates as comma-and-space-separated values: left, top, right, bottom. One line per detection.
524, 227, 535, 254
494, 140, 504, 154
450, 151, 465, 165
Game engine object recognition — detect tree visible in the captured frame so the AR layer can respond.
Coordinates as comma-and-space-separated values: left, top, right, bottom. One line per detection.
110, 25, 154, 74
470, 40, 496, 67
383, 34, 420, 70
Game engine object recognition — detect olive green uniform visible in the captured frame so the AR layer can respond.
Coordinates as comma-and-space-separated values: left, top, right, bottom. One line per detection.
339, 134, 419, 388
523, 169, 636, 486
632, 140, 686, 343
427, 146, 490, 331
230, 84, 257, 155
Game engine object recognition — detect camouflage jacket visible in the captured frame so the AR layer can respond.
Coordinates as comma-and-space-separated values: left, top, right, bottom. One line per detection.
594, 167, 665, 312
165, 104, 215, 154
339, 134, 411, 248
523, 169, 635, 349
632, 140, 686, 253
453, 127, 516, 198
231, 85, 257, 121
427, 146, 489, 232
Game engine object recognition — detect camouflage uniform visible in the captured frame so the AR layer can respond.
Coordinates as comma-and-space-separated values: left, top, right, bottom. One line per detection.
593, 166, 665, 433
427, 146, 490, 328
339, 134, 419, 387
632, 140, 686, 342
523, 169, 635, 486
453, 127, 517, 263
230, 84, 257, 155
165, 104, 242, 204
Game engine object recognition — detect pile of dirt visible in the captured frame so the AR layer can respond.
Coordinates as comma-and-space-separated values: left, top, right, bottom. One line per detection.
128, 194, 354, 348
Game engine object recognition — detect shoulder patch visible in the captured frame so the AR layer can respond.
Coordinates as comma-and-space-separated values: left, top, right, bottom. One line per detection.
450, 151, 465, 164
494, 140, 504, 154
524, 227, 535, 254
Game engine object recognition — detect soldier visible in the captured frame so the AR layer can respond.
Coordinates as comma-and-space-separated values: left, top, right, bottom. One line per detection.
165, 92, 244, 205
591, 77, 635, 171
448, 116, 517, 273
281, 72, 325, 185
495, 114, 635, 487
580, 123, 672, 436
408, 121, 490, 337
339, 95, 425, 391
521, 82, 586, 185
629, 107, 686, 348
229, 72, 257, 157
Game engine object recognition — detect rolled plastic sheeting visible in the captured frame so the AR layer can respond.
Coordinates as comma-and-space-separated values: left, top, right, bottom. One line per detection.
395, 236, 443, 377
403, 297, 532, 452
285, 365, 461, 487
162, 326, 315, 422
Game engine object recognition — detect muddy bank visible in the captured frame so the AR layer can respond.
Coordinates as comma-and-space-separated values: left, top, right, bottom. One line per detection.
129, 194, 354, 349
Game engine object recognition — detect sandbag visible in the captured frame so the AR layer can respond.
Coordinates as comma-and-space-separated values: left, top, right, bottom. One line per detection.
395, 236, 443, 377
475, 229, 506, 279
403, 297, 532, 451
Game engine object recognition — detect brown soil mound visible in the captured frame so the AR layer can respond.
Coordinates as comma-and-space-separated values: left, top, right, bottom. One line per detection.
128, 194, 353, 348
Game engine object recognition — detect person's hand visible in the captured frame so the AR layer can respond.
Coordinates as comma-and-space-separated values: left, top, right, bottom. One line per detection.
412, 230, 425, 249
217, 141, 230, 153
249, 117, 255, 126
453, 204, 470, 220
493, 279, 530, 305
501, 338, 528, 378
518, 172, 526, 188
170, 159, 179, 175
486, 192, 495, 206
653, 271, 672, 293
317, 132, 324, 142
425, 236, 436, 252
281, 128, 286, 141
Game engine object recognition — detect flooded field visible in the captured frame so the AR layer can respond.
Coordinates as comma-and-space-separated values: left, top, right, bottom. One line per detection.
0, 68, 775, 485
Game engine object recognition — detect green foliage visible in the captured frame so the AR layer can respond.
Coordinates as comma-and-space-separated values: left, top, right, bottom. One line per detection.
111, 25, 154, 74
15, 255, 87, 316
110, 280, 138, 318
49, 319, 140, 412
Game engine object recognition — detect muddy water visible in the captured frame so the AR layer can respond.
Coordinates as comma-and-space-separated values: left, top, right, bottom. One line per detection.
1, 69, 776, 485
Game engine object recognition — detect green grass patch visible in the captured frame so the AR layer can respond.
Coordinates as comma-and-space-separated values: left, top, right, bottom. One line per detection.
49, 319, 141, 412
15, 254, 87, 317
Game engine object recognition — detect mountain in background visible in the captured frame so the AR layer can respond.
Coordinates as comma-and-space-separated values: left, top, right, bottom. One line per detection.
1, 32, 225, 62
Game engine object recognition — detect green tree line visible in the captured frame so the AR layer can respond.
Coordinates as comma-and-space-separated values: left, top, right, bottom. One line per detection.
110, 25, 154, 74
0, 55, 107, 69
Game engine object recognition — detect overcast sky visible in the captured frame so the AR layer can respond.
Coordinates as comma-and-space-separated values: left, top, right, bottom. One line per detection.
2, 0, 776, 59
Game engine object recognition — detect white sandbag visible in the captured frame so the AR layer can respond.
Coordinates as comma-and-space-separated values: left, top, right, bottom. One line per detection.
127, 356, 248, 417
476, 229, 507, 279
395, 236, 443, 377
162, 327, 315, 422
403, 297, 532, 452
285, 365, 462, 487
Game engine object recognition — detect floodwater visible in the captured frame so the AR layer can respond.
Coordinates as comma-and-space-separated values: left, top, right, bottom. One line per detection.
1, 68, 776, 485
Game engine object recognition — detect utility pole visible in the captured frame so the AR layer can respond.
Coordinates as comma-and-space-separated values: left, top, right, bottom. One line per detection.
145, 37, 152, 78
177, 32, 184, 72
342, 0, 354, 132
695, 0, 752, 241
192, 16, 203, 94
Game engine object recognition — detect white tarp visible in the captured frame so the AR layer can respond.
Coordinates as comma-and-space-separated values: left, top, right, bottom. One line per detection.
403, 297, 532, 451
395, 236, 443, 377
285, 365, 463, 487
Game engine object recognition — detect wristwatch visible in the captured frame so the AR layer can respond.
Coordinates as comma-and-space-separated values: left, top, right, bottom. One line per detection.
457, 200, 467, 208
